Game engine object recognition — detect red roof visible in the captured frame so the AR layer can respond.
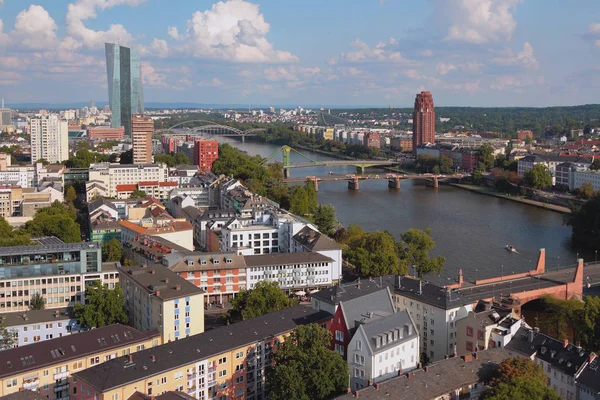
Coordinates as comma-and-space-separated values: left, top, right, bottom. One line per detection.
159, 181, 178, 187
138, 181, 159, 186
116, 184, 137, 192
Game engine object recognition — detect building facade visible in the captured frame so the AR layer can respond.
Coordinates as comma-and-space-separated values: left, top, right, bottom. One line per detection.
30, 116, 69, 164
87, 163, 169, 198
412, 91, 435, 154
88, 127, 125, 141
193, 139, 219, 171
132, 115, 153, 164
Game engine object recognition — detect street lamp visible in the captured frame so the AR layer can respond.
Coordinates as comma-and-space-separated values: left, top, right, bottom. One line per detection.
595, 250, 598, 263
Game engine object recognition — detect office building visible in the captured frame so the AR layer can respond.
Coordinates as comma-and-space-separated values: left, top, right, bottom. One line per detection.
0, 99, 11, 129
105, 43, 144, 136
88, 127, 125, 141
0, 324, 160, 398
132, 115, 153, 164
119, 264, 205, 342
412, 91, 435, 154
193, 139, 219, 171
30, 115, 69, 164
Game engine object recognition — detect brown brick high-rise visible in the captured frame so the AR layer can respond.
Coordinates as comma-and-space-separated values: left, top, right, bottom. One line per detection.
131, 115, 153, 164
412, 91, 435, 155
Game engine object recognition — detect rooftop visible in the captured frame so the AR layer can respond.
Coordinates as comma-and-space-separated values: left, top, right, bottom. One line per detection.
74, 305, 332, 391
0, 324, 160, 379
244, 252, 333, 267
361, 310, 417, 354
0, 239, 100, 257
293, 226, 342, 251
311, 276, 396, 305
0, 308, 75, 328
118, 264, 204, 301
577, 355, 600, 393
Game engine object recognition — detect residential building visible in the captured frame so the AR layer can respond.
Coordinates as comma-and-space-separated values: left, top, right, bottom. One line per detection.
73, 306, 331, 400
573, 170, 600, 192
0, 100, 11, 129
517, 130, 533, 141
517, 154, 592, 183
412, 91, 435, 154
577, 356, 600, 400
119, 264, 204, 342
88, 198, 121, 243
132, 115, 153, 164
507, 326, 594, 400
0, 308, 81, 349
334, 347, 519, 400
136, 181, 178, 201
390, 136, 412, 152
0, 186, 52, 218
88, 127, 125, 141
293, 226, 343, 284
120, 220, 194, 252
87, 163, 169, 198
193, 139, 219, 171
30, 115, 69, 164
347, 310, 419, 390
363, 132, 381, 149
105, 43, 144, 136
0, 165, 35, 188
0, 324, 160, 398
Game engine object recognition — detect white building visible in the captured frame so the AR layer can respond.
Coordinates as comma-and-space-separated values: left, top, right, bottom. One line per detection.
347, 310, 419, 391
293, 226, 343, 285
87, 163, 169, 198
573, 170, 600, 192
30, 115, 69, 164
0, 165, 35, 188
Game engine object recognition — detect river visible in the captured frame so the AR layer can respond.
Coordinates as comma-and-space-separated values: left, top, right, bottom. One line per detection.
216, 136, 590, 281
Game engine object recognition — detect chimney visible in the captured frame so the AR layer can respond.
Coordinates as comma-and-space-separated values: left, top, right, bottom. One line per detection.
444, 354, 448, 359
407, 372, 412, 380
424, 366, 429, 372
398, 369, 403, 376
354, 392, 359, 398
151, 355, 156, 362
458, 268, 463, 287
163, 278, 169, 284
589, 354, 596, 363
418, 362, 422, 369
128, 354, 133, 363
474, 352, 479, 360
563, 339, 569, 348
374, 383, 380, 391
155, 290, 161, 296
367, 379, 372, 386
175, 285, 181, 291
462, 354, 473, 362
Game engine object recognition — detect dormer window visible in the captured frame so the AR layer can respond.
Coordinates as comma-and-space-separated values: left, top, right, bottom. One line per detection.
376, 337, 381, 348
200, 260, 207, 265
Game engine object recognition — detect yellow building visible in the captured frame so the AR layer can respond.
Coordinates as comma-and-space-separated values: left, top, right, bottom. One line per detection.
118, 264, 205, 342
318, 128, 334, 141
0, 324, 161, 399
73, 306, 332, 400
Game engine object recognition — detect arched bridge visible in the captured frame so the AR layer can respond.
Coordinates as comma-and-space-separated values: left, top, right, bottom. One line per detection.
159, 120, 266, 142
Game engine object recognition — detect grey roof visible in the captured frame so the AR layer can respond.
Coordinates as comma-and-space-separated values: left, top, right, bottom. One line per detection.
89, 197, 117, 213
0, 391, 48, 400
182, 205, 202, 219
395, 275, 473, 309
311, 276, 397, 305
293, 226, 342, 251
576, 356, 600, 393
361, 310, 417, 354
334, 348, 520, 400
0, 239, 101, 256
0, 308, 75, 328
74, 305, 332, 391
0, 324, 160, 379
506, 327, 592, 377
244, 252, 333, 267
166, 252, 246, 272
118, 264, 204, 301
339, 288, 395, 333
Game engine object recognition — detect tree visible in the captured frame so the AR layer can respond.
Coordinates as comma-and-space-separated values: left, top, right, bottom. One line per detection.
478, 143, 495, 171
344, 230, 403, 276
289, 186, 310, 216
494, 153, 507, 169
567, 192, 600, 248
439, 155, 454, 174
36, 158, 50, 166
471, 169, 483, 184
398, 228, 446, 278
578, 182, 595, 200
313, 204, 336, 236
130, 189, 147, 199
305, 180, 318, 212
432, 165, 441, 175
0, 216, 32, 247
102, 238, 122, 262
483, 358, 560, 400
73, 282, 128, 328
228, 281, 295, 322
539, 296, 584, 341
267, 324, 348, 400
65, 185, 78, 203
524, 164, 552, 189
21, 201, 81, 243
0, 320, 16, 350
119, 149, 133, 164
29, 293, 45, 310
580, 296, 600, 352
591, 159, 600, 171
491, 357, 548, 387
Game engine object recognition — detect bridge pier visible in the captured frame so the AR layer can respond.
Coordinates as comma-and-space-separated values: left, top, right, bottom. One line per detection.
241, 135, 245, 143
307, 177, 319, 192
432, 176, 439, 188
356, 166, 365, 175
388, 176, 401, 189
283, 168, 290, 179
348, 176, 360, 191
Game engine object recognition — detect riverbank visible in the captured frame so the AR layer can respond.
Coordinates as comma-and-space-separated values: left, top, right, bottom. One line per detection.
449, 183, 571, 214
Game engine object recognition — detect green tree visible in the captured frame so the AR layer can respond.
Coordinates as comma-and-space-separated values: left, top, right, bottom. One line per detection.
0, 216, 32, 246
102, 238, 122, 262
567, 192, 600, 248
471, 169, 483, 184
494, 153, 507, 169
36, 158, 50, 166
130, 189, 147, 199
21, 201, 81, 243
305, 180, 318, 212
228, 281, 295, 322
289, 186, 310, 216
478, 143, 494, 171
122, 258, 136, 266
398, 228, 446, 278
524, 164, 552, 189
439, 155, 454, 174
483, 358, 560, 400
591, 159, 600, 171
65, 185, 78, 203
344, 230, 402, 276
580, 296, 600, 352
491, 357, 548, 387
0, 320, 16, 350
173, 152, 190, 165
29, 293, 46, 310
578, 182, 595, 199
267, 324, 348, 400
119, 149, 133, 164
539, 296, 584, 341
313, 204, 336, 236
432, 165, 441, 175
73, 282, 128, 328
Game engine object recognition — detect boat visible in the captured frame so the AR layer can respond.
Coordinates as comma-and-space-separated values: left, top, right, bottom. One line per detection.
505, 245, 516, 252
329, 171, 334, 175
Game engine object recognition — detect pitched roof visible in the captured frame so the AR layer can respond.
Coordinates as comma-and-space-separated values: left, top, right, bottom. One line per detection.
311, 276, 397, 305
360, 310, 418, 354
576, 356, 600, 393
293, 226, 341, 251
118, 264, 204, 301
88, 197, 117, 213
74, 305, 332, 391
0, 308, 75, 328
0, 391, 48, 400
0, 324, 160, 379
116, 184, 137, 192
339, 288, 395, 332
243, 252, 333, 267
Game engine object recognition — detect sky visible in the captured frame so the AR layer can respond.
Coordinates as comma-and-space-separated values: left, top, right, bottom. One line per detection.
0, 0, 599, 108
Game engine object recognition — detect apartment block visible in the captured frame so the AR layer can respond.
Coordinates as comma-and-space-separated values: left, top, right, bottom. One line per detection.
119, 264, 205, 342
132, 116, 153, 165
0, 324, 161, 398
73, 306, 332, 400
30, 116, 69, 164
87, 163, 169, 199
88, 127, 125, 141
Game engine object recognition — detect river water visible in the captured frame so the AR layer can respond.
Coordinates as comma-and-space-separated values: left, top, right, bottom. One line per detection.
216, 137, 589, 281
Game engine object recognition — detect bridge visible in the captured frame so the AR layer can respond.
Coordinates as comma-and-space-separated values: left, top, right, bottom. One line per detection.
261, 145, 399, 178
159, 120, 266, 142
285, 173, 463, 191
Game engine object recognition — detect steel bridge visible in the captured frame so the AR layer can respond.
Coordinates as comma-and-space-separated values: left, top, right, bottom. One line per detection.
159, 120, 266, 142
261, 145, 399, 178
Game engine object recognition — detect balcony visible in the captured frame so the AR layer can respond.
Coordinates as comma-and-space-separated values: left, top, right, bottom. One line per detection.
187, 386, 197, 395
187, 374, 197, 380
56, 396, 70, 400
54, 371, 69, 380
54, 383, 70, 392
22, 381, 39, 390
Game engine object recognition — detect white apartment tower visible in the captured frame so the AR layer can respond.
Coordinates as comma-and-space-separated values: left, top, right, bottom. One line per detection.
30, 115, 69, 164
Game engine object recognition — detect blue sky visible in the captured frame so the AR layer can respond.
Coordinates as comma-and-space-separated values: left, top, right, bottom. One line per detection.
0, 0, 599, 107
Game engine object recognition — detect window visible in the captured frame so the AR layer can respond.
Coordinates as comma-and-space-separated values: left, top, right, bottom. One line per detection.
235, 351, 244, 359
466, 341, 473, 352
157, 377, 167, 385
235, 364, 244, 372
356, 340, 362, 351
354, 354, 365, 365
477, 330, 484, 341
335, 344, 345, 356
218, 357, 227, 364
7, 378, 17, 388
235, 376, 244, 384
335, 330, 344, 342
466, 327, 473, 337
218, 369, 227, 377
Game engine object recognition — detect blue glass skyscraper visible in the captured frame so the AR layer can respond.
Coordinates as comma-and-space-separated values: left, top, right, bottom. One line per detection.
105, 43, 144, 136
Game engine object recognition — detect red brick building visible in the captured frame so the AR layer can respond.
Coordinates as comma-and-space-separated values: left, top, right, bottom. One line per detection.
88, 126, 125, 140
193, 139, 219, 171
412, 91, 436, 154
363, 132, 381, 149
517, 130, 533, 141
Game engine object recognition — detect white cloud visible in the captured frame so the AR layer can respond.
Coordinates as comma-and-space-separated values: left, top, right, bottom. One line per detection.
437, 0, 522, 44
335, 38, 411, 64
12, 5, 58, 49
460, 62, 484, 73
65, 0, 146, 49
264, 66, 320, 82
141, 62, 168, 87
437, 62, 457, 75
197, 77, 223, 87
492, 42, 538, 69
167, 26, 180, 40
421, 49, 434, 57
588, 23, 600, 47
149, 38, 169, 58
0, 19, 8, 47
177, 0, 297, 63
490, 74, 544, 90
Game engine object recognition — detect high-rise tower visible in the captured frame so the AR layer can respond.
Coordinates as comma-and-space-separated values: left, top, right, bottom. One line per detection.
131, 115, 153, 164
412, 91, 435, 154
105, 43, 144, 136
